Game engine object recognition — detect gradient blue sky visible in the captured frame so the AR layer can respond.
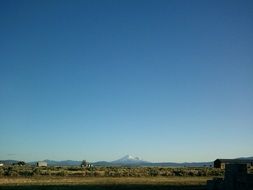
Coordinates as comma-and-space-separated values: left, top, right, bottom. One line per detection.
0, 0, 253, 162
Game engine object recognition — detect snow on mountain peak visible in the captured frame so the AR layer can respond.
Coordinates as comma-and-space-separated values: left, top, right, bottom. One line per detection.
121, 155, 140, 161
112, 155, 147, 164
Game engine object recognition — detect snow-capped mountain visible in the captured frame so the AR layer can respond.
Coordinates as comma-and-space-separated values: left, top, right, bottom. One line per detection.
111, 155, 149, 164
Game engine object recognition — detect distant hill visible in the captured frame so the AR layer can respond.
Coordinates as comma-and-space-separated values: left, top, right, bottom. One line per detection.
236, 156, 253, 160
1, 156, 252, 167
92, 161, 112, 166
0, 160, 19, 165
92, 161, 213, 167
29, 160, 82, 166
143, 161, 213, 167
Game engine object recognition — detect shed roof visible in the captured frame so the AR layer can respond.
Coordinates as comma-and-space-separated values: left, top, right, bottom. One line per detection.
215, 159, 253, 163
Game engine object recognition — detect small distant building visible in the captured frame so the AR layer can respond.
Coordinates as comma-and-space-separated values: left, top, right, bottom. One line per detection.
37, 161, 47, 167
87, 164, 93, 168
0, 163, 3, 167
214, 159, 253, 169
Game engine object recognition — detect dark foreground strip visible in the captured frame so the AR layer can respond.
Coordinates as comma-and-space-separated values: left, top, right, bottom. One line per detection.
0, 185, 207, 190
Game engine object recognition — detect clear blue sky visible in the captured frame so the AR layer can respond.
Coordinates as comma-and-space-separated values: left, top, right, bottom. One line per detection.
0, 0, 253, 162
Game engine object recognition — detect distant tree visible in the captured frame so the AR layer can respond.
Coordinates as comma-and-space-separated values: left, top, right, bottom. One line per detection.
12, 161, 26, 166
17, 161, 26, 166
81, 160, 87, 167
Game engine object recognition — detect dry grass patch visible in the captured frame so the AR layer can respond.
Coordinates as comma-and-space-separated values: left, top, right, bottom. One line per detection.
0, 176, 211, 186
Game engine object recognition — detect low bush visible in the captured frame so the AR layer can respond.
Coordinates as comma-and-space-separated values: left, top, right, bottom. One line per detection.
0, 166, 223, 177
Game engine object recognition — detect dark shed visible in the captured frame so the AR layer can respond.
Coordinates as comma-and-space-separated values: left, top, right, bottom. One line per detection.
214, 159, 253, 169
